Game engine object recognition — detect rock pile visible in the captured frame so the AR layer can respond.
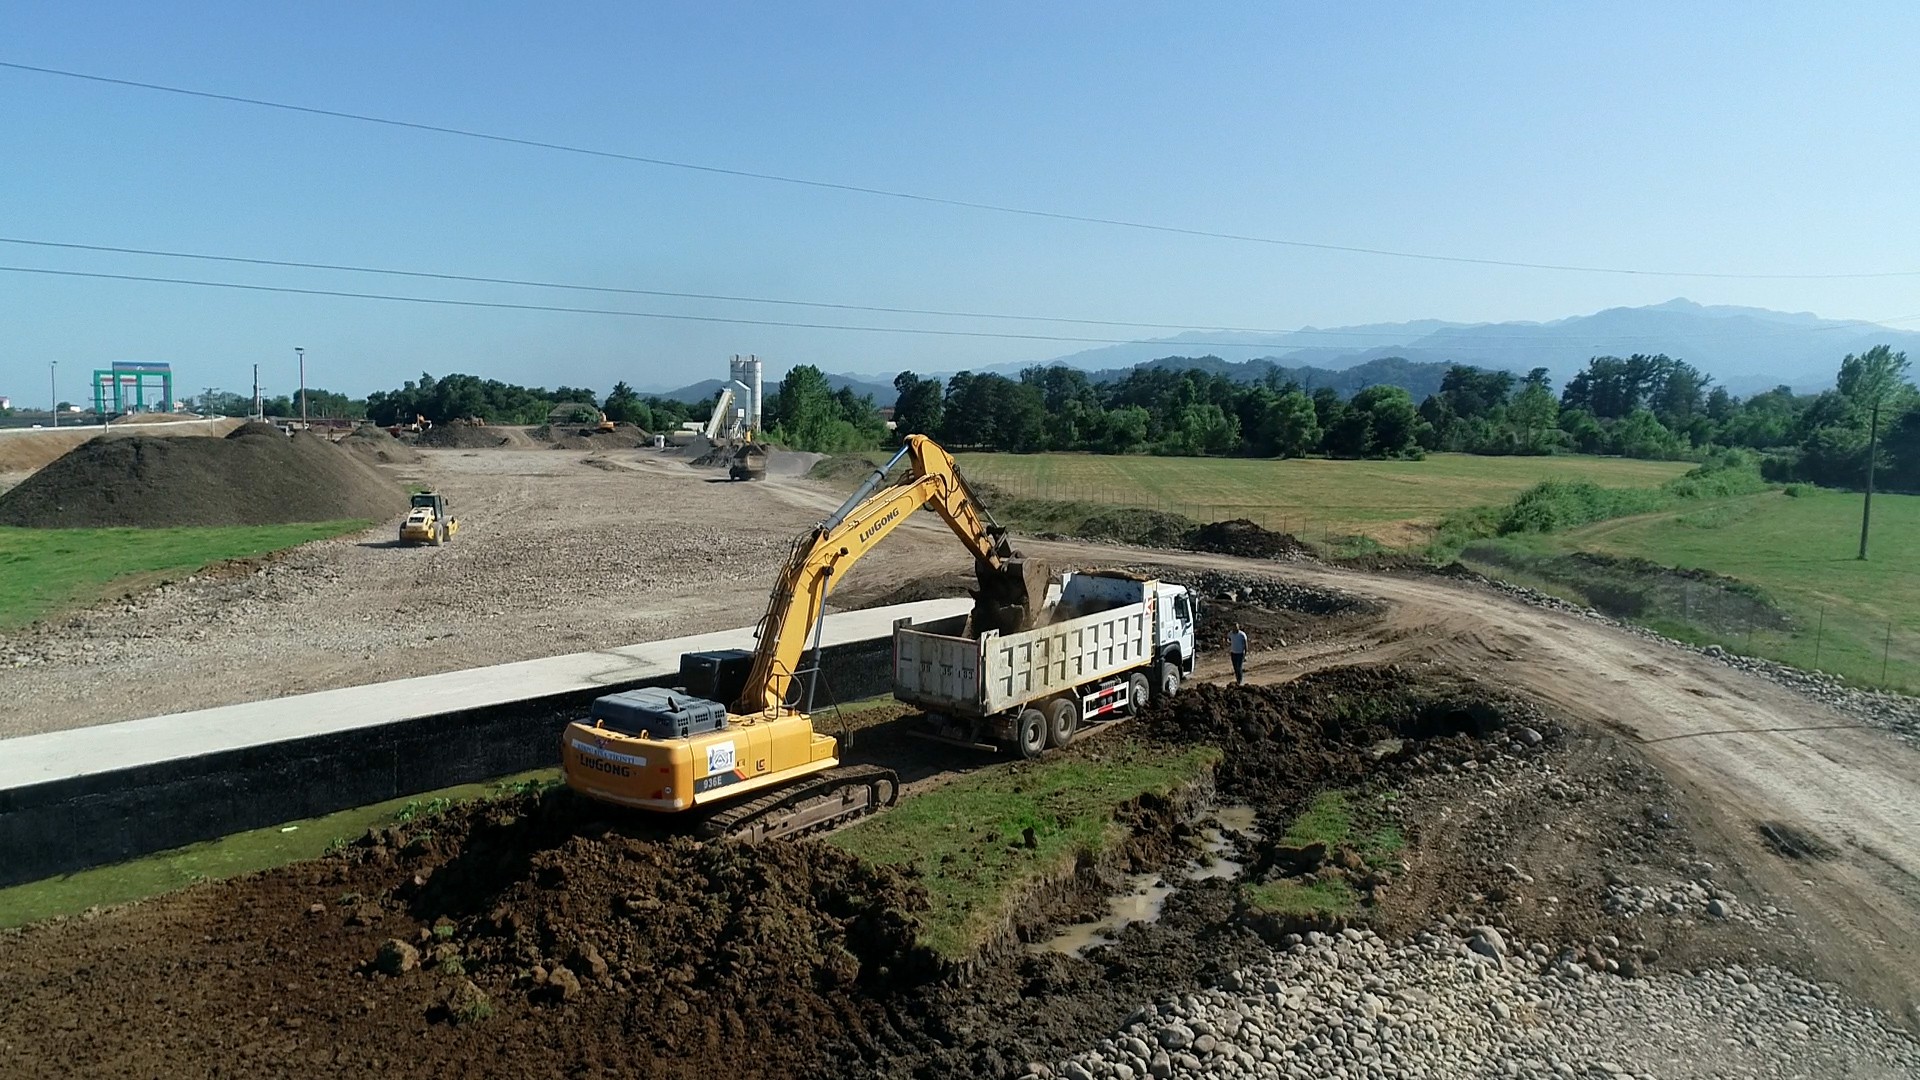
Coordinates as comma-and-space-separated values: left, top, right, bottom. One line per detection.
1025, 927, 1920, 1080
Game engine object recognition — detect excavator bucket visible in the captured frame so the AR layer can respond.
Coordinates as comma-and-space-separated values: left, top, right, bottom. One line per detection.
972, 556, 1053, 636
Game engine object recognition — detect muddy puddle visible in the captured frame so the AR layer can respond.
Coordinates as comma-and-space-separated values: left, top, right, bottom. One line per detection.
1032, 805, 1260, 954
1030, 872, 1176, 955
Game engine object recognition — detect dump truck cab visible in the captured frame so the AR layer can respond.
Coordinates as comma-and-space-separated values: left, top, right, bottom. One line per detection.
399, 492, 458, 546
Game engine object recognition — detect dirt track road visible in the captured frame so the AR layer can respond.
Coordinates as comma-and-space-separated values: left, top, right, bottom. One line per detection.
1020, 539, 1920, 1028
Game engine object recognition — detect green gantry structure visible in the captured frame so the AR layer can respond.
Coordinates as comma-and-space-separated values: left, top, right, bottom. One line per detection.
91, 362, 174, 415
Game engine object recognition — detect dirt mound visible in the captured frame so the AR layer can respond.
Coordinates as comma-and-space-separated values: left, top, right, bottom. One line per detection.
1075, 508, 1196, 547
402, 799, 932, 1068
1141, 665, 1512, 806
1186, 518, 1312, 560
0, 424, 407, 528
417, 425, 514, 449
530, 423, 650, 451
807, 452, 887, 484
339, 425, 424, 465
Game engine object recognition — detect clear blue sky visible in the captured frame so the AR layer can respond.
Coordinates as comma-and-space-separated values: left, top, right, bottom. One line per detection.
3, 2, 1917, 402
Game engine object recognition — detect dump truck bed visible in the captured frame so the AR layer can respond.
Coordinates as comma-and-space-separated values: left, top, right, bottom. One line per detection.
893, 596, 1157, 718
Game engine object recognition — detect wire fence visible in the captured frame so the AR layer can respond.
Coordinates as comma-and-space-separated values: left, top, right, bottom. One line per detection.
1688, 598, 1917, 695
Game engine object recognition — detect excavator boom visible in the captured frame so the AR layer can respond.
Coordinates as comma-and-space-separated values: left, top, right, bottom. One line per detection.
736, 434, 1042, 714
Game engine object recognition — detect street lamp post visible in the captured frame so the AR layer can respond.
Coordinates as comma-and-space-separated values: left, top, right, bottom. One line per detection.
295, 347, 306, 427
49, 361, 57, 428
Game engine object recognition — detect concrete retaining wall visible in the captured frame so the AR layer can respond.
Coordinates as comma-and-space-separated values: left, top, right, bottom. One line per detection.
0, 614, 962, 888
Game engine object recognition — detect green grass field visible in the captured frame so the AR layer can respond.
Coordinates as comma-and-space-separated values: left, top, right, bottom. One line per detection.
1466, 486, 1920, 692
955, 452, 1688, 544
0, 521, 369, 630
828, 741, 1218, 960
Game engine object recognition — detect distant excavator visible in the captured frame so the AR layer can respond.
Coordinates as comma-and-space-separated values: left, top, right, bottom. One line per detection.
560, 435, 1048, 840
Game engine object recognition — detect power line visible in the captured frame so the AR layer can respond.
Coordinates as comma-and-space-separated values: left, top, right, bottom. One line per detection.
0, 264, 1312, 346
4, 236, 1913, 346
0, 237, 1383, 336
7, 264, 1916, 350
7, 59, 1919, 283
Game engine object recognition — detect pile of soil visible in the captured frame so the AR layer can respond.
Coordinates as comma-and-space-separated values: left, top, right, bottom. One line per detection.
0, 423, 407, 528
1074, 508, 1196, 548
1141, 666, 1510, 807
1047, 511, 1309, 562
417, 425, 515, 449
806, 452, 887, 484
410, 803, 932, 1059
339, 426, 424, 465
530, 423, 650, 451
1185, 518, 1312, 560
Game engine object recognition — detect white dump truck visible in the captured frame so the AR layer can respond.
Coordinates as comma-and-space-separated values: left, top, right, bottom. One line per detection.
893, 571, 1197, 758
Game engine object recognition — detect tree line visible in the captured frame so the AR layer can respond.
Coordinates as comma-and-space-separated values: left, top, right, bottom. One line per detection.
186, 345, 1918, 496
883, 347, 1918, 492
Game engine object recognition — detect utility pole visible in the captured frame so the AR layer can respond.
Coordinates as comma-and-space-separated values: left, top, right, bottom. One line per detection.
252, 364, 262, 421
294, 347, 306, 427
49, 361, 57, 428
1859, 397, 1881, 560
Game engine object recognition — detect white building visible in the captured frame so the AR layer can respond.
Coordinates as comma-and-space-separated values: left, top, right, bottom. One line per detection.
0, 396, 11, 410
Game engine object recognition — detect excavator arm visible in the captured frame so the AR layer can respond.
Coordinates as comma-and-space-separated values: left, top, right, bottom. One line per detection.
735, 434, 1041, 714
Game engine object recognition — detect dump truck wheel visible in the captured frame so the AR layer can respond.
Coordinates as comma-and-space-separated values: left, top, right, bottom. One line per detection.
1014, 708, 1048, 760
1045, 698, 1078, 748
1127, 672, 1152, 714
1156, 660, 1181, 702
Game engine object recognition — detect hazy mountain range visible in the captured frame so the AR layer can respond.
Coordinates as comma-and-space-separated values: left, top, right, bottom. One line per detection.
652, 299, 1920, 404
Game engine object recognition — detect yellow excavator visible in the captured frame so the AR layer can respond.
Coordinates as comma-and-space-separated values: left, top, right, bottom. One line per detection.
560, 435, 1045, 840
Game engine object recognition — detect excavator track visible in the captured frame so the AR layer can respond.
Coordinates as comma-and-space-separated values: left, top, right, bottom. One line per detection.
694, 764, 901, 844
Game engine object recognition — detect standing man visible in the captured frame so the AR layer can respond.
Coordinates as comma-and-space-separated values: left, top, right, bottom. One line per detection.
1228, 622, 1248, 685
